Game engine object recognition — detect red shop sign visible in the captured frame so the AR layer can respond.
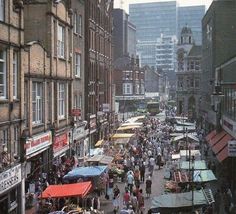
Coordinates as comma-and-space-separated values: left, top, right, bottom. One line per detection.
53, 133, 69, 157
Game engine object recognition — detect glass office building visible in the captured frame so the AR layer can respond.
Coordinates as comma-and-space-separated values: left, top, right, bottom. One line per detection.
129, 1, 205, 68
178, 6, 205, 45
129, 1, 178, 41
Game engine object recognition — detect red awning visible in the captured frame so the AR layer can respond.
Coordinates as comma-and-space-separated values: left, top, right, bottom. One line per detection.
205, 130, 217, 141
212, 134, 233, 154
40, 181, 92, 199
208, 130, 226, 147
216, 146, 228, 162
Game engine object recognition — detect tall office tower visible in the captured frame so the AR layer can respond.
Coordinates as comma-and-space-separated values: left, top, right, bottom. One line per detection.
178, 5, 205, 45
113, 8, 137, 60
129, 1, 177, 41
129, 1, 205, 68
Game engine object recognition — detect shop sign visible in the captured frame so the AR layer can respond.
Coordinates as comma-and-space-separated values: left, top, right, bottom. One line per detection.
53, 132, 69, 157
90, 115, 97, 134
0, 164, 21, 195
25, 132, 52, 157
228, 140, 236, 157
71, 108, 81, 116
103, 103, 110, 112
73, 126, 86, 140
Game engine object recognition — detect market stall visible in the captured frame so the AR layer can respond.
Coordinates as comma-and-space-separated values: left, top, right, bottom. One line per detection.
150, 189, 214, 213
40, 182, 92, 199
63, 166, 107, 180
173, 170, 217, 183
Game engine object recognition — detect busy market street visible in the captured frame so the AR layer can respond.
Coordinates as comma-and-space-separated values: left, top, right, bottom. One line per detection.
24, 109, 231, 214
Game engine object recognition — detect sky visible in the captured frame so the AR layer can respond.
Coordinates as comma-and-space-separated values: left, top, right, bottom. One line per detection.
114, 0, 213, 13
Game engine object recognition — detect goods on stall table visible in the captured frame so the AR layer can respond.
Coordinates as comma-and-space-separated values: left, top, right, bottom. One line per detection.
165, 181, 180, 192
174, 171, 189, 183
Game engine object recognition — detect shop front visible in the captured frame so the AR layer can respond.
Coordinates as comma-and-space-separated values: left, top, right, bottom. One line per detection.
0, 164, 22, 214
72, 124, 87, 158
24, 131, 52, 210
53, 131, 69, 159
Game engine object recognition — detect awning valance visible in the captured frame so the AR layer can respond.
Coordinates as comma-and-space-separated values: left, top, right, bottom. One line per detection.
117, 125, 141, 131
173, 134, 199, 143
208, 130, 226, 147
180, 150, 201, 157
95, 139, 104, 147
87, 155, 114, 165
212, 133, 233, 154
40, 181, 92, 199
111, 133, 134, 139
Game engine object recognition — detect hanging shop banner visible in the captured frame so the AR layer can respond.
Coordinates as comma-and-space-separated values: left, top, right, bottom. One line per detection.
25, 132, 52, 157
228, 140, 236, 157
0, 164, 21, 195
103, 103, 110, 112
73, 126, 86, 141
53, 132, 69, 157
90, 114, 97, 134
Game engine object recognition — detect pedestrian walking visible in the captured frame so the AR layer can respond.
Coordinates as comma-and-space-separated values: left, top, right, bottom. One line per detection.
138, 189, 145, 214
113, 185, 120, 213
131, 192, 138, 213
123, 189, 131, 209
149, 156, 155, 176
145, 176, 152, 198
127, 171, 134, 193
140, 163, 146, 183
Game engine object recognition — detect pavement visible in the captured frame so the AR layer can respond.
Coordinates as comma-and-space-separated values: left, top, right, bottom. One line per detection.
100, 166, 165, 214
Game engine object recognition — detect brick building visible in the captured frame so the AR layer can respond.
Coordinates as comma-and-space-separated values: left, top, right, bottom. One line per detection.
84, 0, 113, 145
0, 0, 24, 213
23, 1, 73, 205
114, 55, 145, 116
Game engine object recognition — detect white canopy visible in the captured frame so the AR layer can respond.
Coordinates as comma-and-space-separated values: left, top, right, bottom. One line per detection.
173, 134, 199, 142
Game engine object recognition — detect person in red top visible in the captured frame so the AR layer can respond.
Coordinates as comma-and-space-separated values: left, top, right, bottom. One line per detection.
123, 189, 131, 209
138, 189, 145, 214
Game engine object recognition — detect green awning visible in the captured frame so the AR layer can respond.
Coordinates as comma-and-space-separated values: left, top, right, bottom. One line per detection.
152, 189, 214, 209
194, 170, 217, 183
180, 160, 207, 170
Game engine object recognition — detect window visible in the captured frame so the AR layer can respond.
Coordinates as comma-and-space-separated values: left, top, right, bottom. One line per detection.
58, 83, 65, 118
75, 53, 81, 77
0, 0, 4, 21
13, 127, 18, 156
135, 83, 140, 94
78, 15, 82, 35
32, 82, 43, 124
13, 51, 18, 99
74, 13, 77, 33
57, 25, 65, 58
123, 83, 133, 95
0, 50, 6, 98
46, 82, 51, 122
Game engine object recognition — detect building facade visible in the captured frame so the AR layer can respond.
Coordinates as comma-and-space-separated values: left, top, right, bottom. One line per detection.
84, 0, 113, 145
112, 8, 136, 60
114, 56, 145, 115
0, 1, 24, 213
129, 1, 177, 41
200, 0, 236, 131
71, 0, 87, 158
178, 5, 205, 45
176, 27, 202, 120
